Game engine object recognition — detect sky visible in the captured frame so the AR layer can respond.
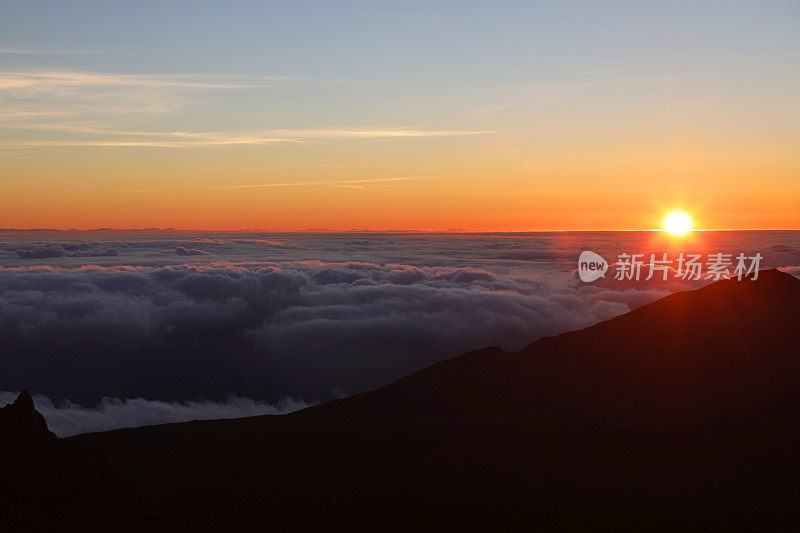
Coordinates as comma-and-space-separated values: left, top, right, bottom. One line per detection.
1, 1, 798, 230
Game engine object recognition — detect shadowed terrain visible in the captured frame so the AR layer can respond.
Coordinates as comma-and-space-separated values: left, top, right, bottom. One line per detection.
3, 270, 799, 531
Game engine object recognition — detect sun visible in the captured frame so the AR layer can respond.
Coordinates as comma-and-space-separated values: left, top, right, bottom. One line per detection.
663, 211, 693, 235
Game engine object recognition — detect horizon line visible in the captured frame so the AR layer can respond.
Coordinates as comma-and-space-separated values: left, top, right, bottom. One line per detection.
1, 227, 799, 234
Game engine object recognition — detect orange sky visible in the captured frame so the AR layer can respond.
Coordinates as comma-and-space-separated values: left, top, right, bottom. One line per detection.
3, 136, 798, 231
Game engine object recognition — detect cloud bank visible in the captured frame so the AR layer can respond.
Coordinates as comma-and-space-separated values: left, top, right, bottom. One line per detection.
0, 259, 667, 407
14, 243, 119, 259
1, 231, 797, 435
0, 391, 307, 437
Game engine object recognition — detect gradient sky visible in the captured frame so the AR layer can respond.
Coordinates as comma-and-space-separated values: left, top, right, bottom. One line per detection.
1, 1, 798, 230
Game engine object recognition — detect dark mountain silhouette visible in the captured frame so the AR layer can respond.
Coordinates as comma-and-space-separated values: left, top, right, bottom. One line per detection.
0, 390, 55, 454
3, 269, 800, 530
0, 391, 143, 528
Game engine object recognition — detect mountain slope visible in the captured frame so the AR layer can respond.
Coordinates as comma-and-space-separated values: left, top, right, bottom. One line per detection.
9, 269, 800, 530
315, 269, 800, 422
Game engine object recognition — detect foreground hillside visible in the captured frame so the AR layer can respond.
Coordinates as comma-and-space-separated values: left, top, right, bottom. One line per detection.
3, 270, 800, 531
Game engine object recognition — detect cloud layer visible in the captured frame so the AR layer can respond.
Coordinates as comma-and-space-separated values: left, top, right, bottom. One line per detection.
0, 259, 667, 407
0, 390, 306, 437
1, 231, 797, 435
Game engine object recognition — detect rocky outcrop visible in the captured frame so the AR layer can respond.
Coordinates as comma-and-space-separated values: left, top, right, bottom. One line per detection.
0, 391, 56, 461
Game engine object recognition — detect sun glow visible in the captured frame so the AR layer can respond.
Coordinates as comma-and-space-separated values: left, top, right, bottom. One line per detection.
663, 211, 693, 235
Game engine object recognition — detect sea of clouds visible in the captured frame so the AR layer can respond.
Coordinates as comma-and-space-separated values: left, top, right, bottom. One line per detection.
1, 230, 797, 435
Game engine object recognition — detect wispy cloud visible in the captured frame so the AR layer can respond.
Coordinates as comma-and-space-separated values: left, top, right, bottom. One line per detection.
0, 123, 492, 148
220, 177, 416, 190
0, 70, 298, 91
264, 129, 494, 138
0, 69, 492, 148
0, 69, 340, 118
0, 110, 72, 119
0, 48, 115, 55
118, 177, 417, 193
0, 139, 300, 148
